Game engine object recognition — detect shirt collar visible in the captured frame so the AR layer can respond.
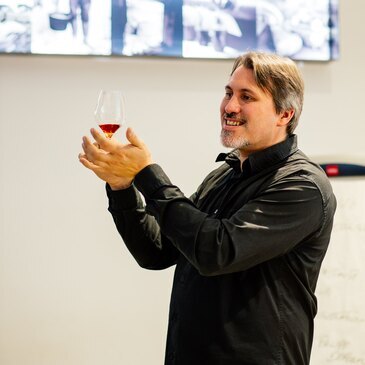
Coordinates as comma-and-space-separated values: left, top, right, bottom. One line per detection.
216, 135, 298, 175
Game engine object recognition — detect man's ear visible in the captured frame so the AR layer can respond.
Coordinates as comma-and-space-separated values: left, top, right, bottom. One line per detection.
277, 109, 295, 127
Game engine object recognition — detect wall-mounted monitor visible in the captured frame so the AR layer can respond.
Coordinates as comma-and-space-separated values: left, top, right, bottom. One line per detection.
0, 0, 339, 61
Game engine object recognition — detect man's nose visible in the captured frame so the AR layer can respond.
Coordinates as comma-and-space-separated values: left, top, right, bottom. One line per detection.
225, 96, 241, 114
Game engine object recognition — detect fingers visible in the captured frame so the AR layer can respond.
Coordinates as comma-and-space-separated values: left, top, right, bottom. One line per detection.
126, 127, 146, 149
78, 153, 99, 171
91, 127, 126, 152
90, 127, 106, 145
90, 127, 144, 151
82, 136, 109, 164
82, 135, 97, 156
80, 127, 150, 175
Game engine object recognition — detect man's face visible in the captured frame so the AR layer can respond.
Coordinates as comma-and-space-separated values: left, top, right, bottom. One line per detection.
220, 65, 290, 159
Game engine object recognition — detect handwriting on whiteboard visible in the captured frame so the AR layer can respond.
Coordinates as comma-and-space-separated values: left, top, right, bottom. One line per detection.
311, 178, 365, 365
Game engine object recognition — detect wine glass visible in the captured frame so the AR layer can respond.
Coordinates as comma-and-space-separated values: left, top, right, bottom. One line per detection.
94, 90, 125, 138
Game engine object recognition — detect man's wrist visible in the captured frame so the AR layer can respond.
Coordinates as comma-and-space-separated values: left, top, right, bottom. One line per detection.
108, 181, 133, 191
134, 164, 172, 198
106, 183, 140, 211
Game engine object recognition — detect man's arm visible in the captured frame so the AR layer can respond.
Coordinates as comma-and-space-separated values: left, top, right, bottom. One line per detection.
106, 183, 179, 270
79, 129, 328, 276
133, 164, 329, 276
79, 128, 178, 269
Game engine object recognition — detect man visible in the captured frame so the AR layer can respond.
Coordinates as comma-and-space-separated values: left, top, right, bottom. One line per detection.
111, 0, 127, 54
79, 51, 336, 364
69, 0, 91, 44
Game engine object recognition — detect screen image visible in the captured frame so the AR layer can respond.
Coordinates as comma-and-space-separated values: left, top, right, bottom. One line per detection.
0, 0, 339, 61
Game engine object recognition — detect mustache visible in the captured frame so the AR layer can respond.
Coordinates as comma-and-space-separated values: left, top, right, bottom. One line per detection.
224, 113, 244, 121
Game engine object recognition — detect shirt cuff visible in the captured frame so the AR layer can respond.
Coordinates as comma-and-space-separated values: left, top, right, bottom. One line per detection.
106, 183, 140, 211
134, 164, 172, 199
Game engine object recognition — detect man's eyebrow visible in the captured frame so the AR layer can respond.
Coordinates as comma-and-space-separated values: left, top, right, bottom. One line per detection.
224, 85, 256, 94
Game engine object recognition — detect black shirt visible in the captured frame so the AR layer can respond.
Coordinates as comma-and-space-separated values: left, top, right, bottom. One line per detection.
106, 135, 336, 365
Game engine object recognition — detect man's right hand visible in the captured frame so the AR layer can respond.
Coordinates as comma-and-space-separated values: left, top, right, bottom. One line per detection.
78, 127, 153, 190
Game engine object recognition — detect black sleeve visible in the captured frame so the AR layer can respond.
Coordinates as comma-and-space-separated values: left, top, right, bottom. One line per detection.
106, 183, 179, 270
134, 164, 326, 276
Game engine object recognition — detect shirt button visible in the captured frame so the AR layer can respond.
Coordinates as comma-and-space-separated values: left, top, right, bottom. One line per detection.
179, 274, 185, 283
168, 352, 175, 361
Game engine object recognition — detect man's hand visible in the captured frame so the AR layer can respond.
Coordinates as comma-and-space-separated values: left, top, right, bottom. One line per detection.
79, 127, 153, 190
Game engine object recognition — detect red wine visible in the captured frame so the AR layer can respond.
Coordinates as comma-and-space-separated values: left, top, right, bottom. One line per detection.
99, 123, 120, 138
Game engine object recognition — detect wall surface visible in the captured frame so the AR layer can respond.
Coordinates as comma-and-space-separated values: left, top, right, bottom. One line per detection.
1, 1, 365, 364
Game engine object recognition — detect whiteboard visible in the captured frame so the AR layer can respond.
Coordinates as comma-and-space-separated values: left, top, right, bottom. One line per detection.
311, 177, 365, 365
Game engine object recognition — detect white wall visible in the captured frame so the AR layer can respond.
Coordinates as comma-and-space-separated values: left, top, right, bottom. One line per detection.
1, 1, 365, 364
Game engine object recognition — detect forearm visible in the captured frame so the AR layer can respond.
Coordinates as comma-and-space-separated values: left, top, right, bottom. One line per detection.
107, 184, 179, 270
134, 164, 325, 276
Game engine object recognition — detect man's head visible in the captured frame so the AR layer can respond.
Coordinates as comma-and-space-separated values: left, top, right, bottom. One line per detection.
231, 52, 304, 134
220, 51, 304, 159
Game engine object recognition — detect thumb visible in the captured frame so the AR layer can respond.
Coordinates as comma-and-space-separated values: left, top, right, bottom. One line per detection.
126, 127, 145, 148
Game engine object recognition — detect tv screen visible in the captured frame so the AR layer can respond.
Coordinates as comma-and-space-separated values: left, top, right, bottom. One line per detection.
0, 0, 339, 61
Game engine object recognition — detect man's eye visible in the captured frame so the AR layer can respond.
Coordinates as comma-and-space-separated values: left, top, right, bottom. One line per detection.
224, 92, 232, 99
241, 95, 251, 101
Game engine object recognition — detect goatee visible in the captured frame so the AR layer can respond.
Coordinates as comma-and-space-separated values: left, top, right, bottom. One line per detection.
220, 130, 249, 149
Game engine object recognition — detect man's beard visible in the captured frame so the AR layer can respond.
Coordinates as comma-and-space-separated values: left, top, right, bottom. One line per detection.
220, 129, 250, 149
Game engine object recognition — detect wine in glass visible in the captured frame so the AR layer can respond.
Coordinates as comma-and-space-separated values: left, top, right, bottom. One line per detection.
94, 90, 125, 138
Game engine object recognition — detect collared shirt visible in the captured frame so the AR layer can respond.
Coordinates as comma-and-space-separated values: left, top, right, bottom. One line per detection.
106, 135, 336, 365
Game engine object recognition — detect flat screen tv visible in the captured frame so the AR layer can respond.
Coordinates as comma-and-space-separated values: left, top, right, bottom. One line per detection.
0, 0, 339, 61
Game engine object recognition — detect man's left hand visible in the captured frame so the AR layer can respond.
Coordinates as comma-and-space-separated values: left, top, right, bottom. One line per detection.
79, 127, 153, 190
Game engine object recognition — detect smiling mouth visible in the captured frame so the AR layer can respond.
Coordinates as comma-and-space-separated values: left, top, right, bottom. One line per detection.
225, 119, 244, 126
224, 113, 245, 127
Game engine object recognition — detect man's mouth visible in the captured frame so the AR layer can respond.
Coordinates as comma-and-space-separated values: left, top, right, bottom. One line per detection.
224, 113, 245, 127
225, 119, 244, 126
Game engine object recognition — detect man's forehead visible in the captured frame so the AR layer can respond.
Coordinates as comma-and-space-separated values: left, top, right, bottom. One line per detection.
226, 67, 258, 91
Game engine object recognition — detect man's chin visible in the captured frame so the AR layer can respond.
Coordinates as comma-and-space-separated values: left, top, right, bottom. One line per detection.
220, 132, 249, 149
